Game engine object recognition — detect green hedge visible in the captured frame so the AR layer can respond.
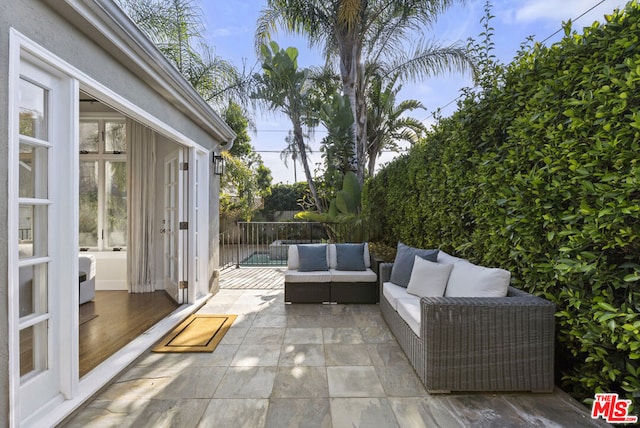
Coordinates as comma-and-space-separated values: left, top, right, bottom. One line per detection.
365, 2, 640, 407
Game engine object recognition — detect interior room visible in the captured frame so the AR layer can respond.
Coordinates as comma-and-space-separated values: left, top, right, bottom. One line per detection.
76, 91, 190, 376
18, 91, 194, 378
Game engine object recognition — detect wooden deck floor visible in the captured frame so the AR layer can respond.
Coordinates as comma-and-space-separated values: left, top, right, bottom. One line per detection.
219, 266, 285, 289
78, 291, 178, 377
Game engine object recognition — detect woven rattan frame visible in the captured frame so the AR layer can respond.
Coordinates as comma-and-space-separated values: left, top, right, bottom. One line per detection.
379, 263, 555, 393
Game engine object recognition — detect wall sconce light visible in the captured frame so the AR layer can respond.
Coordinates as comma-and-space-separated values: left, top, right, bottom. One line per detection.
212, 154, 225, 176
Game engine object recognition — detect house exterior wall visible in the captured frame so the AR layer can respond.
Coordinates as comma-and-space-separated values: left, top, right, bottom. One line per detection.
6, 0, 221, 147
1, 0, 229, 424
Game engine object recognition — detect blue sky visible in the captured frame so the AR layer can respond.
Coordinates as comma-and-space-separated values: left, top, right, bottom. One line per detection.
200, 0, 625, 184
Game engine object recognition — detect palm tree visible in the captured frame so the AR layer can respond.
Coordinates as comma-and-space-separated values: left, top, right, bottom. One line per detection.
252, 42, 323, 211
281, 131, 312, 183
256, 0, 473, 185
366, 74, 427, 176
117, 0, 250, 110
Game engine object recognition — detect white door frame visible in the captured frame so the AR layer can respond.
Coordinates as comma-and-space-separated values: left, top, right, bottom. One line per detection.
8, 29, 214, 427
8, 46, 78, 426
188, 149, 210, 302
163, 149, 186, 304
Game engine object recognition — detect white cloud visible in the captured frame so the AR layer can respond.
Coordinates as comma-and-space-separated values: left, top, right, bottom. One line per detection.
504, 0, 625, 26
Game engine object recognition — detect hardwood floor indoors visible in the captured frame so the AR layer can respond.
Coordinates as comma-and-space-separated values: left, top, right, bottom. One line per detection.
79, 291, 179, 377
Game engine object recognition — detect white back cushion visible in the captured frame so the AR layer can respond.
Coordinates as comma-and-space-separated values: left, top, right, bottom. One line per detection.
406, 256, 453, 298
445, 261, 510, 297
288, 245, 300, 270
437, 250, 467, 265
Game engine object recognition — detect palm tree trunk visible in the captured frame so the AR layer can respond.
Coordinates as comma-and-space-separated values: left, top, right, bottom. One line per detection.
355, 63, 367, 182
367, 150, 377, 178
339, 38, 360, 181
293, 123, 322, 212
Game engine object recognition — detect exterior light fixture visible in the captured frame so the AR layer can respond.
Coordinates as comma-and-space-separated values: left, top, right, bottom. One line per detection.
212, 154, 225, 176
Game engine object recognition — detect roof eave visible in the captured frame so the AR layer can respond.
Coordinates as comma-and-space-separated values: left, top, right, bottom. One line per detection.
48, 0, 236, 149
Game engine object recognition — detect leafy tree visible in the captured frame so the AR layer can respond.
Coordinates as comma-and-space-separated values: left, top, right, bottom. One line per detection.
263, 182, 309, 212
222, 101, 253, 158
221, 102, 272, 217
252, 42, 323, 211
318, 93, 355, 197
256, 0, 473, 184
366, 73, 427, 176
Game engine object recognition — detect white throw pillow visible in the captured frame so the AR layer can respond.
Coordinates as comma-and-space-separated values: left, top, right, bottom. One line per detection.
444, 261, 510, 297
406, 256, 453, 298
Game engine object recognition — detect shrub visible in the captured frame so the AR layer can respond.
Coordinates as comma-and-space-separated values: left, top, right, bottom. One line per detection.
364, 2, 640, 407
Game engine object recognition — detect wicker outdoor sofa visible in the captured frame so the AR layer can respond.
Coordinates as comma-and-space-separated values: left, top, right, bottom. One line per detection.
379, 249, 556, 393
285, 243, 378, 304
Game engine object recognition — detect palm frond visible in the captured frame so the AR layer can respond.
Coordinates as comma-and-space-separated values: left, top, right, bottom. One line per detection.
381, 38, 474, 83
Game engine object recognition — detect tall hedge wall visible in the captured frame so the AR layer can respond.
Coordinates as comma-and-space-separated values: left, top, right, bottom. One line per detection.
366, 3, 640, 406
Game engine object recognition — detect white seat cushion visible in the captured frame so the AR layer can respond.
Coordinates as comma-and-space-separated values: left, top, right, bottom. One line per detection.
382, 282, 415, 310
285, 269, 332, 283
445, 261, 511, 297
330, 268, 377, 282
397, 298, 421, 338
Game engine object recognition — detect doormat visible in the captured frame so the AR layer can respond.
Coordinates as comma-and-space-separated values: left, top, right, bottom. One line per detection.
152, 314, 237, 353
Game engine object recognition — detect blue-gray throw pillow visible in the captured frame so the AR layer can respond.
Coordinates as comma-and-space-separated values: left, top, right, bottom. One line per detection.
297, 244, 328, 272
336, 243, 366, 271
390, 242, 439, 288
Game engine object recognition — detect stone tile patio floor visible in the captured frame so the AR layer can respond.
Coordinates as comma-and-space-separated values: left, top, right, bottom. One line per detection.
64, 288, 609, 427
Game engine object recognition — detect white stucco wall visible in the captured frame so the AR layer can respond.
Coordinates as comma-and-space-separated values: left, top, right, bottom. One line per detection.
0, 0, 231, 424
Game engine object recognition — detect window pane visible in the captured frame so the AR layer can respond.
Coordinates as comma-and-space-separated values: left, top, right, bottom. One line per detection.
18, 205, 47, 258
19, 78, 48, 140
79, 121, 99, 153
106, 161, 127, 247
19, 143, 48, 199
105, 121, 126, 153
20, 321, 48, 378
79, 161, 99, 248
18, 264, 48, 318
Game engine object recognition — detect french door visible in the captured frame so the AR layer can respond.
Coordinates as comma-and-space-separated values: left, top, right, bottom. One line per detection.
12, 55, 76, 423
163, 149, 187, 304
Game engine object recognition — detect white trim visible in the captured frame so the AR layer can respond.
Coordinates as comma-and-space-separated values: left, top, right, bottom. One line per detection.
9, 32, 25, 426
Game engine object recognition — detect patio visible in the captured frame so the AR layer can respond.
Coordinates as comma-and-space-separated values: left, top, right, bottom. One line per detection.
62, 268, 607, 427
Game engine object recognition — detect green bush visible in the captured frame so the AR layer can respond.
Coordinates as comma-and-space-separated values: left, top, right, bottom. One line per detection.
365, 2, 640, 407
262, 182, 309, 213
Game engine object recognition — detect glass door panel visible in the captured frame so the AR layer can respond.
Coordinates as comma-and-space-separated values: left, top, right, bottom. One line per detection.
17, 74, 52, 389
18, 78, 48, 140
